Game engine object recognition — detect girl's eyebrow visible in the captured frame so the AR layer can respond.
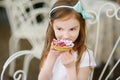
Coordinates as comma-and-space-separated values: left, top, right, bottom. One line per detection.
56, 25, 79, 28
55, 26, 62, 27
72, 26, 79, 28
69, 26, 79, 29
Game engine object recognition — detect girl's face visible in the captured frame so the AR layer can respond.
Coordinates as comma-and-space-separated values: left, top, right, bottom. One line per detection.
53, 15, 80, 42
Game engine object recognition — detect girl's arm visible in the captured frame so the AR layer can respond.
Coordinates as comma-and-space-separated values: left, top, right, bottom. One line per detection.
78, 67, 91, 80
66, 64, 77, 80
60, 51, 91, 80
60, 51, 77, 80
66, 65, 90, 80
38, 49, 60, 80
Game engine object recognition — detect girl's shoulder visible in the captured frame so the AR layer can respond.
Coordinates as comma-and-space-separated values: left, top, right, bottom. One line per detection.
79, 48, 96, 68
84, 48, 93, 54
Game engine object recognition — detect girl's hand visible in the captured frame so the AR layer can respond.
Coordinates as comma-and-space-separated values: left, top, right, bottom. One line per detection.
60, 51, 77, 80
60, 51, 75, 68
49, 42, 75, 68
48, 42, 62, 58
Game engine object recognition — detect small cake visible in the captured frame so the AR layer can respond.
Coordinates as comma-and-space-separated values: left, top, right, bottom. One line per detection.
52, 39, 74, 51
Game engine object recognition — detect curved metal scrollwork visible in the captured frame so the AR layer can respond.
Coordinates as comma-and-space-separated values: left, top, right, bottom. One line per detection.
87, 10, 98, 25
87, 2, 120, 80
1, 50, 35, 80
13, 70, 26, 80
116, 7, 120, 20
92, 2, 120, 80
95, 2, 119, 58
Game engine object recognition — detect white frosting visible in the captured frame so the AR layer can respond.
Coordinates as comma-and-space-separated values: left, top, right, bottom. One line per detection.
53, 39, 74, 47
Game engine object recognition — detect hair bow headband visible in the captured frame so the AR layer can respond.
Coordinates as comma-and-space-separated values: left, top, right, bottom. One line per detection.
49, 1, 92, 19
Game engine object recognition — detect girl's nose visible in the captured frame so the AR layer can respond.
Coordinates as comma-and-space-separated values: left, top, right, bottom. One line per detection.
62, 31, 70, 40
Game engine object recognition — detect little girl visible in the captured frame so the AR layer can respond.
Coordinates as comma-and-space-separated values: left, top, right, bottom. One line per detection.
38, 0, 96, 80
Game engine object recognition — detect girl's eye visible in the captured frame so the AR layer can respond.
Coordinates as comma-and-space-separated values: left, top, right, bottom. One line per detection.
57, 28, 62, 30
70, 28, 76, 31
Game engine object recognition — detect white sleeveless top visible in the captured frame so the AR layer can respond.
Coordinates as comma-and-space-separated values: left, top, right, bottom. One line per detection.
50, 49, 96, 80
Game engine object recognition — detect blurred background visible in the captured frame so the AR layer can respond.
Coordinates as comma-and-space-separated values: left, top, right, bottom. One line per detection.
0, 0, 120, 80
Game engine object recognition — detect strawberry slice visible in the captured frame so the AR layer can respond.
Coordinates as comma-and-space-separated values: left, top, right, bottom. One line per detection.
58, 42, 66, 47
